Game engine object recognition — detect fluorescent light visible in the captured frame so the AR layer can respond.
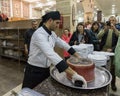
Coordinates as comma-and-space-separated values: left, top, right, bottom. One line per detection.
112, 4, 116, 7
96, 8, 99, 10
46, 1, 56, 6
23, 0, 40, 3
94, 6, 97, 8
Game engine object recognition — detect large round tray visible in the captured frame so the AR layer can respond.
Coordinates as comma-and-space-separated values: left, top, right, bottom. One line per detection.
50, 66, 112, 89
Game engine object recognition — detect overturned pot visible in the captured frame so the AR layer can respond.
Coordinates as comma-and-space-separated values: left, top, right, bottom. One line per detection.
67, 57, 95, 82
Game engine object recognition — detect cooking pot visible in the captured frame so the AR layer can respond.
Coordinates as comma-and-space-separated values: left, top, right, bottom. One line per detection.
67, 57, 95, 82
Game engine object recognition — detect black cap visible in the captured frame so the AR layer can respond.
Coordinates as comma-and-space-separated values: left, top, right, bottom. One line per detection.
44, 11, 61, 20
39, 11, 61, 27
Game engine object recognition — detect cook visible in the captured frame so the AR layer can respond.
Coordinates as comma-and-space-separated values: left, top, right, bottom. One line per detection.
22, 11, 87, 89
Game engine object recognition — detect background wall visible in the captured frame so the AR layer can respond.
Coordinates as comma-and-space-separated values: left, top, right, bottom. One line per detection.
0, 0, 42, 21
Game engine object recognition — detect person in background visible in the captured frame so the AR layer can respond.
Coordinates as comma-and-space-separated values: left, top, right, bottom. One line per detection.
1, 13, 9, 21
61, 28, 72, 61
0, 11, 3, 22
24, 20, 38, 56
114, 31, 120, 79
84, 22, 92, 30
97, 16, 119, 91
87, 21, 100, 51
22, 11, 87, 89
69, 23, 89, 46
0, 11, 9, 22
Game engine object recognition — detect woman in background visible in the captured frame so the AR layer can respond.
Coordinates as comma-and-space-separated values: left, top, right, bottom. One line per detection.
69, 23, 88, 46
88, 21, 100, 51
61, 28, 72, 60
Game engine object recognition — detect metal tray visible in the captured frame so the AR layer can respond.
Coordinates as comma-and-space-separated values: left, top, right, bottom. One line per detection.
50, 66, 112, 89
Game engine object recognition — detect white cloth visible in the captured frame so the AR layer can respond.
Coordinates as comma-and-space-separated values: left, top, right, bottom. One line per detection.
28, 26, 71, 68
72, 73, 87, 88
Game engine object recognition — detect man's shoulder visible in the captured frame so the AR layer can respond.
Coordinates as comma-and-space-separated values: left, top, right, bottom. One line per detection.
26, 28, 35, 33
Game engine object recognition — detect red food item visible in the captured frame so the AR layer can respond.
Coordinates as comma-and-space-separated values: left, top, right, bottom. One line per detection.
67, 57, 95, 82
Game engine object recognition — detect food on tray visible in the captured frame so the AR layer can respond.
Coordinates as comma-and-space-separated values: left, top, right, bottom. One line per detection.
67, 57, 95, 82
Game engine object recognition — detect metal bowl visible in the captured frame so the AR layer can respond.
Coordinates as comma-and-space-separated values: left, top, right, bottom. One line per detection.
50, 66, 112, 89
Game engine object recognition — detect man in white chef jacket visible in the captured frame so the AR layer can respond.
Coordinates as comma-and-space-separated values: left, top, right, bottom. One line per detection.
22, 11, 87, 89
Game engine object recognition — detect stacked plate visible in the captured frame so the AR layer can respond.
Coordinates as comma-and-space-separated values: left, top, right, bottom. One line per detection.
93, 51, 114, 60
72, 44, 94, 58
84, 44, 94, 54
88, 54, 107, 67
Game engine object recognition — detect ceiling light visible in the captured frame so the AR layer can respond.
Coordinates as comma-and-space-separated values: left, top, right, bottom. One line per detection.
94, 6, 97, 8
23, 0, 39, 3
112, 8, 115, 10
35, 3, 43, 8
112, 4, 116, 7
112, 10, 115, 14
96, 8, 99, 10
77, 0, 80, 3
46, 1, 56, 6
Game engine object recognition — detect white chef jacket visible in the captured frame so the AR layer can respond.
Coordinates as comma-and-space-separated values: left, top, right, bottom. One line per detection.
28, 25, 75, 72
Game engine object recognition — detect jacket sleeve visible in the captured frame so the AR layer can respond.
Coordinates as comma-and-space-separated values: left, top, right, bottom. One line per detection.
24, 30, 29, 44
97, 29, 106, 39
33, 34, 63, 64
69, 32, 77, 46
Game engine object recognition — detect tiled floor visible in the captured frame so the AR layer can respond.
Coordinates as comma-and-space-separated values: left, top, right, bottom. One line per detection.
0, 57, 25, 96
0, 57, 120, 96
3, 84, 22, 96
109, 77, 120, 96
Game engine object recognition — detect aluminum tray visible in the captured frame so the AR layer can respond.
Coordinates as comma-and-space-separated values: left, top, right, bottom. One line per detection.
50, 66, 112, 89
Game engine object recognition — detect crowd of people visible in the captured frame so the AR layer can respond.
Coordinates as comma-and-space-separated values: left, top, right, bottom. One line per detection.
23, 10, 120, 92
61, 16, 120, 91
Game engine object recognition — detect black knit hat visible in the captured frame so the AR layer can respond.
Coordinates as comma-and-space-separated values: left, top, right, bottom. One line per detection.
39, 11, 61, 27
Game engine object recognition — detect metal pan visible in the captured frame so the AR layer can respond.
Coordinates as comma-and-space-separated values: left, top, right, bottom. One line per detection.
50, 66, 112, 89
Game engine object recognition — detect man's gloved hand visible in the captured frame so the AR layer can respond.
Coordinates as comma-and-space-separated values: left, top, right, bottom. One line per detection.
72, 73, 87, 88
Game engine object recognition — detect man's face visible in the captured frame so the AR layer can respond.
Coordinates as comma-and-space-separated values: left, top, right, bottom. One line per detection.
109, 17, 116, 25
49, 19, 60, 31
32, 22, 38, 29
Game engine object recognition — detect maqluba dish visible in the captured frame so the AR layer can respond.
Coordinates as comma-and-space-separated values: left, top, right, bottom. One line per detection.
67, 57, 95, 82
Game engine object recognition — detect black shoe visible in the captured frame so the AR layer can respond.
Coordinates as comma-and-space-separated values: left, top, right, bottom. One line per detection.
111, 85, 117, 91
